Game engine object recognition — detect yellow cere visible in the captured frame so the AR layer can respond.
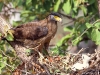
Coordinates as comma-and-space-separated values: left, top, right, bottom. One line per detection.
54, 16, 62, 22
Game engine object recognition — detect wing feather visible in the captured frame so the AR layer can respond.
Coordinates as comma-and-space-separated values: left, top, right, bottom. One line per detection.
13, 22, 48, 40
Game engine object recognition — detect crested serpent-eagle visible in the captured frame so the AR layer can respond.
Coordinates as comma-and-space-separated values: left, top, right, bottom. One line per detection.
12, 12, 62, 54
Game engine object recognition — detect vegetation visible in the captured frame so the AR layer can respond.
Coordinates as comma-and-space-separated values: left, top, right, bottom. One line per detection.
0, 0, 100, 74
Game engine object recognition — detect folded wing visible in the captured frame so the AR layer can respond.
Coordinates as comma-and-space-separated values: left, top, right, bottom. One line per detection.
13, 22, 48, 41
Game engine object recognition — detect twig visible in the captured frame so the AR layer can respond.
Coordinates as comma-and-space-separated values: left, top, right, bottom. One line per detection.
25, 63, 28, 75
0, 60, 14, 71
1, 50, 11, 58
42, 64, 51, 75
73, 19, 100, 43
20, 70, 31, 74
62, 20, 74, 26
77, 48, 85, 55
59, 12, 76, 20
97, 0, 100, 18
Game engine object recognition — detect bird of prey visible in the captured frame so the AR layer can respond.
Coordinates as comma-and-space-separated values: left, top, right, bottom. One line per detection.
12, 12, 62, 55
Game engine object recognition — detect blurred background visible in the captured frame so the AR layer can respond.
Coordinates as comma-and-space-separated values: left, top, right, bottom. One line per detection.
0, 0, 100, 74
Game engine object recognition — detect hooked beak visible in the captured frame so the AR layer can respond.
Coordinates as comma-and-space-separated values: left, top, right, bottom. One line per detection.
54, 16, 62, 23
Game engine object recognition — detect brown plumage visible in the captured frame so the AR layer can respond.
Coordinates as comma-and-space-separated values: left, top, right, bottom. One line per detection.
12, 12, 62, 54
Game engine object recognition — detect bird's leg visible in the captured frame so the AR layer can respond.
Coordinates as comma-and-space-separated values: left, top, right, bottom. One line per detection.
29, 46, 50, 74
27, 44, 44, 64
43, 47, 49, 56
34, 45, 51, 75
43, 41, 50, 56
33, 43, 45, 60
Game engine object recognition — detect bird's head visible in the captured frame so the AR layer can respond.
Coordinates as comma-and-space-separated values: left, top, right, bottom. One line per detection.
48, 12, 62, 23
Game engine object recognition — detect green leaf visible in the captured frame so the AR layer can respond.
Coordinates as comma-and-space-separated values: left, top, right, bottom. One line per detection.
0, 2, 3, 12
21, 10, 32, 19
94, 22, 100, 28
88, 0, 95, 4
21, 10, 31, 14
6, 34, 14, 41
73, 7, 78, 13
64, 26, 73, 32
62, 0, 71, 14
22, 14, 29, 17
0, 61, 5, 68
51, 47, 59, 55
91, 29, 96, 41
26, 49, 31, 53
54, 0, 61, 12
74, 0, 79, 7
29, 16, 36, 20
57, 34, 72, 46
25, 49, 31, 56
86, 23, 92, 28
72, 37, 82, 45
26, 0, 32, 6
12, 0, 21, 7
91, 29, 100, 45
80, 5, 87, 15
43, 1, 51, 11
95, 29, 100, 44
0, 56, 7, 74
0, 54, 2, 58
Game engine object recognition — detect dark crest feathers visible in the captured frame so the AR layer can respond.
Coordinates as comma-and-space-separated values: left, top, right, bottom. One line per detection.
49, 12, 61, 18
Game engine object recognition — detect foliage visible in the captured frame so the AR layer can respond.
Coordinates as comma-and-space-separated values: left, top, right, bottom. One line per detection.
0, 40, 20, 74
0, 0, 99, 74
54, 0, 99, 54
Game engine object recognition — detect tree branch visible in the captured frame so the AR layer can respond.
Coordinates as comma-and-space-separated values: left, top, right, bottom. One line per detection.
59, 12, 76, 20
0, 15, 51, 75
